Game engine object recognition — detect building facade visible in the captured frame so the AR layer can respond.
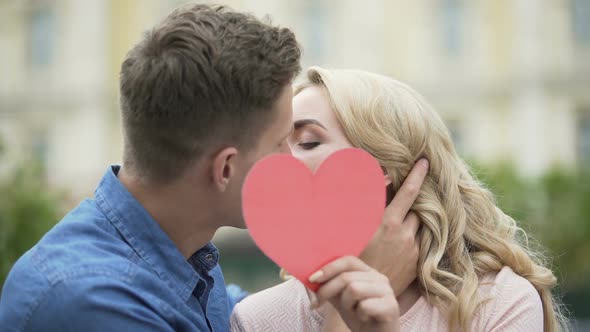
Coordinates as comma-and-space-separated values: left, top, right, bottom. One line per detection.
0, 0, 588, 199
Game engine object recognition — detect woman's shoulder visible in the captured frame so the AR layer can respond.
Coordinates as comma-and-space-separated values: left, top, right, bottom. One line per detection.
235, 278, 310, 309
475, 266, 543, 331
479, 266, 540, 300
230, 278, 323, 332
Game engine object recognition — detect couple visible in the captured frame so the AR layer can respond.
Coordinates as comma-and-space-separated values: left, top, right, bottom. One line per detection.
0, 4, 566, 332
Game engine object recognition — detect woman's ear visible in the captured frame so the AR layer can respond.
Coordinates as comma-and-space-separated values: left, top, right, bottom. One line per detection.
381, 166, 392, 186
384, 174, 392, 186
383, 173, 395, 205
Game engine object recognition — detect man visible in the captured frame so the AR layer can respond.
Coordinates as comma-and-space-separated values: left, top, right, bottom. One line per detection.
0, 4, 427, 331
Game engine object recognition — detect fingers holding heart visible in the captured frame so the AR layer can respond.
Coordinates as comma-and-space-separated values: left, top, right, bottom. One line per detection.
356, 296, 399, 323
313, 271, 378, 308
340, 280, 391, 312
308, 256, 399, 331
308, 257, 391, 307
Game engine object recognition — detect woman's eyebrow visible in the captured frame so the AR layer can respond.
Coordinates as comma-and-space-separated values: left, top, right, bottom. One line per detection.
293, 119, 327, 130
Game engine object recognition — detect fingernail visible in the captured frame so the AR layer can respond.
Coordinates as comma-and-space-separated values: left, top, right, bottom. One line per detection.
309, 292, 318, 309
308, 270, 324, 283
420, 159, 429, 169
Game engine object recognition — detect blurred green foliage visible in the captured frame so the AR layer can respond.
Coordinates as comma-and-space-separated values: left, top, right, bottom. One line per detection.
471, 162, 590, 292
470, 162, 590, 318
0, 142, 62, 290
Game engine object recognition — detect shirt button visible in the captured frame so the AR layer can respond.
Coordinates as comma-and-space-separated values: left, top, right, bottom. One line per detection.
204, 253, 214, 262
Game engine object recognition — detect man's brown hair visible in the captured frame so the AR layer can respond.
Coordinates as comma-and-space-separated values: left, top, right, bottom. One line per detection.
120, 4, 301, 183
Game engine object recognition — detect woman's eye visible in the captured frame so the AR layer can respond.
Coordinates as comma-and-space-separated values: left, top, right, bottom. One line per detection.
298, 142, 320, 150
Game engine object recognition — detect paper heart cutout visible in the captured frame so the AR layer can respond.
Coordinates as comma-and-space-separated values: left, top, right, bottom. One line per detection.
242, 148, 385, 291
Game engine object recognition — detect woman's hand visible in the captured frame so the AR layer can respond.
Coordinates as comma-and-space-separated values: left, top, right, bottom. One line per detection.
310, 256, 400, 332
361, 159, 428, 295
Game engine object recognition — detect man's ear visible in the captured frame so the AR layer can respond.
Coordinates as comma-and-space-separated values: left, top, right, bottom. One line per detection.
211, 146, 239, 192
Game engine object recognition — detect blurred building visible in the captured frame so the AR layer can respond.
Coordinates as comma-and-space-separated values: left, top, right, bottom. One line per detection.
0, 0, 112, 198
0, 0, 589, 199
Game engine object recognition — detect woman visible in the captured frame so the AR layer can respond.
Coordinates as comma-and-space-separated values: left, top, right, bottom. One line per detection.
231, 67, 568, 331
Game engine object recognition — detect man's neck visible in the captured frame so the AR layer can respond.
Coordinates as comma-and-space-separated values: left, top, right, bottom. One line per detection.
118, 167, 218, 259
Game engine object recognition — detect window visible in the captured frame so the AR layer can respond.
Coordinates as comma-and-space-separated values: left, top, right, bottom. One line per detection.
440, 0, 464, 55
28, 4, 55, 67
304, 0, 326, 63
572, 0, 590, 45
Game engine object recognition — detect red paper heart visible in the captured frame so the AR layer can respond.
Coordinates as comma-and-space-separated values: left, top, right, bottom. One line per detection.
242, 148, 385, 291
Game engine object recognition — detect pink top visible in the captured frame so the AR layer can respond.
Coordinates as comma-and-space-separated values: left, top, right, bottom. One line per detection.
230, 266, 543, 331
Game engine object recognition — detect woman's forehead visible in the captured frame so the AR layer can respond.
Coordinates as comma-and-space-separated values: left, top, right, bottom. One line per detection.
292, 87, 333, 120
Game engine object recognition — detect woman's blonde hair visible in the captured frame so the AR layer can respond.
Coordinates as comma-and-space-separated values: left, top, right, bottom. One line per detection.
293, 67, 568, 331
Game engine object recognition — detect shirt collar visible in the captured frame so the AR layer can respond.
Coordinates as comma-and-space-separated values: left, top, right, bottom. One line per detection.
188, 242, 220, 273
94, 165, 218, 302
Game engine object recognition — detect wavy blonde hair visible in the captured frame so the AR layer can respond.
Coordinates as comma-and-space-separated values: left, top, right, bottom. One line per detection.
293, 67, 568, 331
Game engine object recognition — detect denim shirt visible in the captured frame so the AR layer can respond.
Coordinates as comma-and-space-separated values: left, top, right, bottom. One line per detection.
0, 166, 248, 331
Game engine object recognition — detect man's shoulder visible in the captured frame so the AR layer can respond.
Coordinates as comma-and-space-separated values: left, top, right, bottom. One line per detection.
1, 240, 170, 331
0, 199, 155, 329
30, 198, 135, 281
2, 197, 129, 288
1, 268, 174, 331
